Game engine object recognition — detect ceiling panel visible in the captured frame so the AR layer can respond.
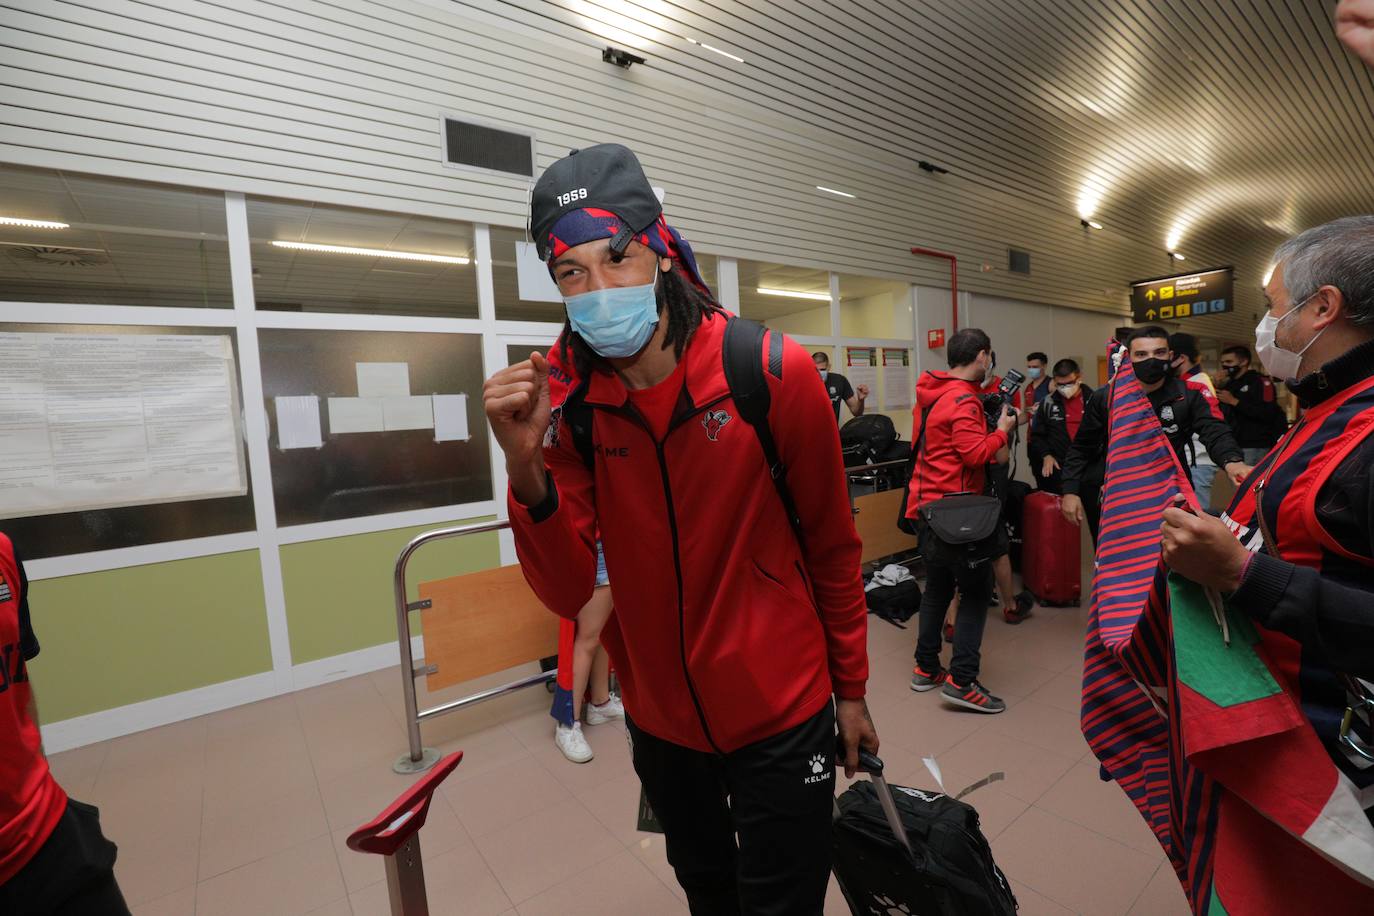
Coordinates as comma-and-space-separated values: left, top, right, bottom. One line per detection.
480, 0, 1374, 342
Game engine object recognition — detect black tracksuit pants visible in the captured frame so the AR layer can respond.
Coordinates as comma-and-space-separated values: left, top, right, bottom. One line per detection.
0, 798, 130, 916
627, 703, 836, 916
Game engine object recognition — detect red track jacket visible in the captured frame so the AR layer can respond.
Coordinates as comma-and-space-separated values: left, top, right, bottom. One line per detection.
510, 312, 868, 754
904, 371, 1009, 513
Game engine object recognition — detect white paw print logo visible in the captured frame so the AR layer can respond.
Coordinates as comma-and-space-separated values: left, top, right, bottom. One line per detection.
809, 753, 826, 774
868, 895, 912, 916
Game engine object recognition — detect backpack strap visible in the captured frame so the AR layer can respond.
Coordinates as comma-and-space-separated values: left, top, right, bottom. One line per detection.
722, 317, 803, 543
562, 379, 596, 470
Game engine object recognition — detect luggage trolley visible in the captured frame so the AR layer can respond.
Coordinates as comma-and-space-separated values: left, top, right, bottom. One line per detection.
348, 752, 463, 916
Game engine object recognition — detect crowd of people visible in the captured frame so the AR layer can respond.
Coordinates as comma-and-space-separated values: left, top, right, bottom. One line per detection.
472, 138, 1374, 912
4, 6, 1373, 909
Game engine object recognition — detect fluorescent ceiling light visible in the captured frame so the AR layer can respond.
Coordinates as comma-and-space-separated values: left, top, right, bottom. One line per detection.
1262, 264, 1276, 287
1170, 251, 1186, 261
686, 37, 743, 63
756, 287, 830, 302
1081, 219, 1103, 230
271, 240, 470, 265
0, 216, 68, 229
816, 185, 856, 199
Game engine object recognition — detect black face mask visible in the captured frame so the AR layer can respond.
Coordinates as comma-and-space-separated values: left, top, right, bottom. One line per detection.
1223, 364, 1241, 377
1133, 357, 1171, 385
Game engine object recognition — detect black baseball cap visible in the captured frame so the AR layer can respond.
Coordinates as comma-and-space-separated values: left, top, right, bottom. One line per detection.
529, 144, 662, 261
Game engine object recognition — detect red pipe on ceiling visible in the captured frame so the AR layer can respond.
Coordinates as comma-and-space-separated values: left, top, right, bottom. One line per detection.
910, 246, 959, 334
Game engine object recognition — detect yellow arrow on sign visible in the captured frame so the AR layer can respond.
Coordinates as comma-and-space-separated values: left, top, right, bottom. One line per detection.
1146, 309, 1156, 320
1146, 289, 1157, 301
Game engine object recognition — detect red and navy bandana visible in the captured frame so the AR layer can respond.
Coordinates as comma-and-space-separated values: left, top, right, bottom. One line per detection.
545, 208, 712, 296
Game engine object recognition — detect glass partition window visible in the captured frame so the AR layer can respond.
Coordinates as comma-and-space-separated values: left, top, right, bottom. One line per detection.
736, 259, 832, 336
258, 329, 492, 526
0, 323, 254, 559
839, 275, 913, 339
0, 164, 232, 308
248, 198, 478, 318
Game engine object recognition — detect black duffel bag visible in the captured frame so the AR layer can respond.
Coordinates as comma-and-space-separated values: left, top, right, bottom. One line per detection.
841, 414, 898, 466
834, 780, 1017, 916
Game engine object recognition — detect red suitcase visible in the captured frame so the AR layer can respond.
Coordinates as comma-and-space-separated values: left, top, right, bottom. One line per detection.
1021, 491, 1081, 606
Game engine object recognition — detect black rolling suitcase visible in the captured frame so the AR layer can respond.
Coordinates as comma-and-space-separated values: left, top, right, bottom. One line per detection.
833, 752, 1017, 916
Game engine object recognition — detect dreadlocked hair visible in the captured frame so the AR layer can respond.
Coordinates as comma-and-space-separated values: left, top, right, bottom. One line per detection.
559, 266, 726, 379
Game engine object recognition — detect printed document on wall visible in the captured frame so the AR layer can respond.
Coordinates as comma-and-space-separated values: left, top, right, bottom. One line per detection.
0, 332, 248, 519
882, 348, 913, 411
274, 396, 323, 450
432, 394, 470, 442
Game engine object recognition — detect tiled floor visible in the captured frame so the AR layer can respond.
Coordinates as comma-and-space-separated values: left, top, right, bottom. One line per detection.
48, 540, 1190, 915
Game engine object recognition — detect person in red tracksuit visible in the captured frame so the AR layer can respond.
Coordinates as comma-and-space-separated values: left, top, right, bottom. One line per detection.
0, 533, 130, 915
483, 144, 877, 916
906, 329, 1019, 714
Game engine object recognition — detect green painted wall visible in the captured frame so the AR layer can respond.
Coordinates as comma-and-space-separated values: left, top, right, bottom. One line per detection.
27, 551, 272, 723
280, 516, 499, 664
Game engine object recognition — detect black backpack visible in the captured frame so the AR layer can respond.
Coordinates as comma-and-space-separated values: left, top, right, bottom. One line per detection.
561, 316, 803, 542
840, 414, 899, 467
833, 781, 1017, 916
865, 577, 921, 626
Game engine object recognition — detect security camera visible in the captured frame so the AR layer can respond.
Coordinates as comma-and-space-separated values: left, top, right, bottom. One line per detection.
602, 47, 646, 69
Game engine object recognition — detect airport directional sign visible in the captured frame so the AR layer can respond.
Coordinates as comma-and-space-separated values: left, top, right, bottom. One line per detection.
1130, 267, 1233, 323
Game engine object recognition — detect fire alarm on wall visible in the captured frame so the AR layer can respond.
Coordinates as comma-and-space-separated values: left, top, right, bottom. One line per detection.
927, 329, 946, 349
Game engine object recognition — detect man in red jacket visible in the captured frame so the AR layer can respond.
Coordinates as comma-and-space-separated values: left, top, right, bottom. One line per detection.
484, 144, 877, 916
905, 329, 1019, 714
0, 532, 130, 914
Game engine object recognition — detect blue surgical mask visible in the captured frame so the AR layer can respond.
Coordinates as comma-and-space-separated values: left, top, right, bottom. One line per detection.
1027, 367, 1042, 380
563, 268, 661, 359
819, 370, 829, 382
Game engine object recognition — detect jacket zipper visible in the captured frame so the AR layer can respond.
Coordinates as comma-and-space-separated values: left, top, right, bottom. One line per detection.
602, 396, 728, 755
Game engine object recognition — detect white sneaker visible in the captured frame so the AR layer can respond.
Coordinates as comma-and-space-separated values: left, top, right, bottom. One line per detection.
555, 722, 594, 763
585, 694, 625, 726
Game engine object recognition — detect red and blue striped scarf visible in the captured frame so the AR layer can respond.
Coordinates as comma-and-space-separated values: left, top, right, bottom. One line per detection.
1081, 343, 1374, 913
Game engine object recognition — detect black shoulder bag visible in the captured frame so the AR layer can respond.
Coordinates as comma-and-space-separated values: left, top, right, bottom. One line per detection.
899, 388, 1006, 566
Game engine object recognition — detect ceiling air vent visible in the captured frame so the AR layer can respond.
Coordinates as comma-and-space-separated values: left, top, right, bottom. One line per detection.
441, 117, 535, 178
9, 246, 110, 267
1008, 248, 1031, 275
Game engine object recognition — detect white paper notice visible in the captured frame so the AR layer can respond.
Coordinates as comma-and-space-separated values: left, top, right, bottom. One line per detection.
274, 396, 323, 450
356, 362, 411, 398
0, 332, 247, 519
515, 241, 563, 303
383, 396, 434, 431
327, 397, 385, 434
883, 368, 913, 410
848, 367, 879, 402
431, 394, 470, 442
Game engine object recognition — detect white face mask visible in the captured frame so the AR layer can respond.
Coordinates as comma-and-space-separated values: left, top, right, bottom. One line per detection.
1255, 291, 1325, 383
1057, 382, 1079, 397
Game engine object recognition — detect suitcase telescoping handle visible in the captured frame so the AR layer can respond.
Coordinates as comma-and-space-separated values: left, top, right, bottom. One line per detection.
841, 741, 917, 862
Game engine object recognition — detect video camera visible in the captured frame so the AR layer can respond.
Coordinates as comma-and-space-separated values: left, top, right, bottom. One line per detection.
981, 367, 1025, 430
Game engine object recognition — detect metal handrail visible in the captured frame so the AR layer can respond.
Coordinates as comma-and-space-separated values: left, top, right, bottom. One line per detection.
391, 519, 554, 774
844, 458, 910, 473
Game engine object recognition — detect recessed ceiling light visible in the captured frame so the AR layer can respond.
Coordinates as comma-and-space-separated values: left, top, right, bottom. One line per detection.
756, 287, 831, 302
816, 186, 855, 199
685, 37, 743, 63
0, 216, 68, 229
1170, 251, 1186, 261
1081, 219, 1103, 230
271, 241, 470, 265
